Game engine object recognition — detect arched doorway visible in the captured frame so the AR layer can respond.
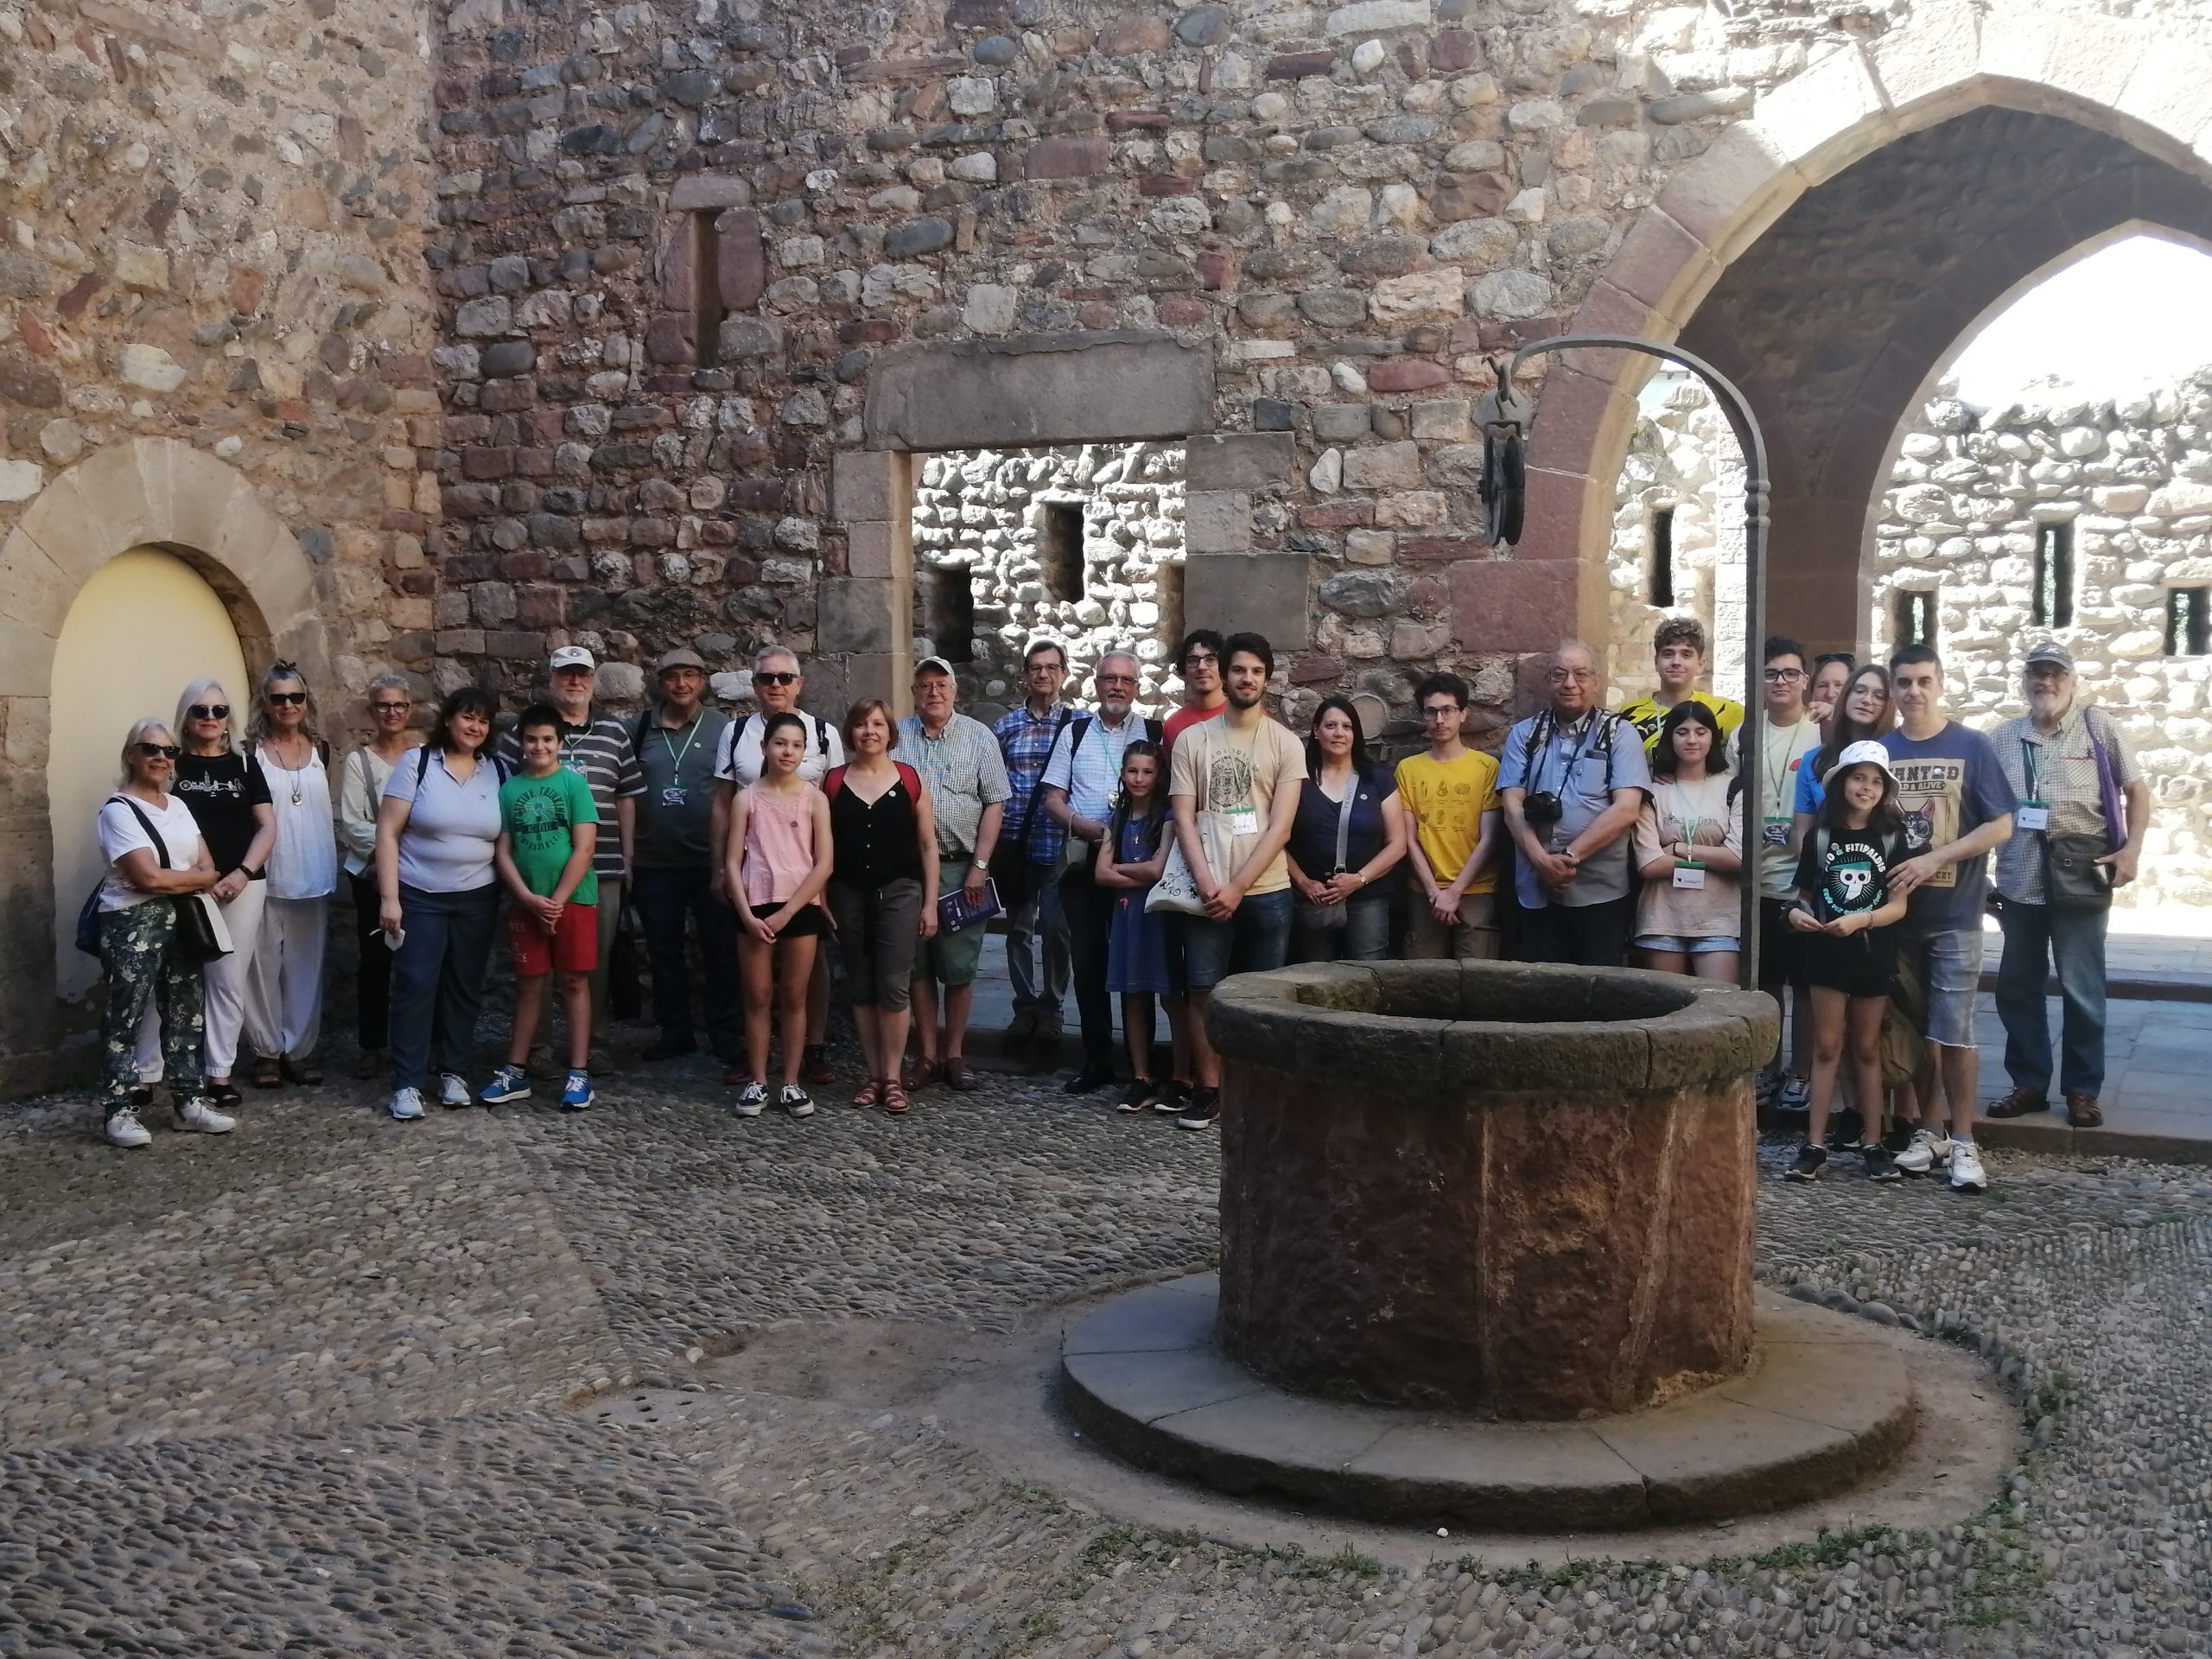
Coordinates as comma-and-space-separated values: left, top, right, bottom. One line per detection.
47, 549, 252, 999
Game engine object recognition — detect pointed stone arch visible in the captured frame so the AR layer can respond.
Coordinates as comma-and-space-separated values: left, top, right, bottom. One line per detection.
0, 438, 327, 1092
1510, 1, 2212, 653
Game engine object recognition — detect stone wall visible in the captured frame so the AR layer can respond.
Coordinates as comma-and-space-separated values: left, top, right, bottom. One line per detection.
421, 0, 1894, 727
912, 440, 1184, 714
1872, 373, 2212, 909
1603, 372, 1746, 709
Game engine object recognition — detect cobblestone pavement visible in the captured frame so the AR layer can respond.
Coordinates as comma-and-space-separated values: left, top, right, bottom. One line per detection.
6, 1047, 2212, 1657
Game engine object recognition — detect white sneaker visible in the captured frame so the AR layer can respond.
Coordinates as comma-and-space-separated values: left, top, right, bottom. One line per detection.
105, 1108, 152, 1148
1948, 1139, 1989, 1192
1893, 1126, 1954, 1176
438, 1072, 471, 1109
388, 1087, 426, 1121
734, 1081, 768, 1117
175, 1097, 236, 1135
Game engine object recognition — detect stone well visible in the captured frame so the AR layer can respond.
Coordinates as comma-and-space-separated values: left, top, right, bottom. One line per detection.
1208, 961, 1775, 1421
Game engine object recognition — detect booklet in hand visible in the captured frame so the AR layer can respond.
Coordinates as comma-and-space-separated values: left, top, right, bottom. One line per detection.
938, 876, 1003, 933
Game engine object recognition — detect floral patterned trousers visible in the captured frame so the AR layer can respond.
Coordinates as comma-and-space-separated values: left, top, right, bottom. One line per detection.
100, 901, 206, 1109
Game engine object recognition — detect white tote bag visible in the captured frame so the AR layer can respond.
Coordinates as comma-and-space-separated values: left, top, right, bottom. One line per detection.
1147, 810, 1236, 918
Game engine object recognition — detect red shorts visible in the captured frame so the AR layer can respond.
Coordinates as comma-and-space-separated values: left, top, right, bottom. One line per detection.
508, 900, 598, 976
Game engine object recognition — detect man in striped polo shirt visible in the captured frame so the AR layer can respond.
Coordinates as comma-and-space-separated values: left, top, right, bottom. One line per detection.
499, 645, 644, 1068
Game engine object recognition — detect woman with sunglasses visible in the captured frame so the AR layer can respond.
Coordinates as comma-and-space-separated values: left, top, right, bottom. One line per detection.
94, 720, 231, 1147
241, 664, 339, 1089
130, 681, 276, 1116
337, 674, 422, 1078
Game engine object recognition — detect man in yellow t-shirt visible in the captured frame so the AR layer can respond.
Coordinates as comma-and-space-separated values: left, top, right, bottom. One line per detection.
1618, 616, 1745, 753
1395, 672, 1503, 959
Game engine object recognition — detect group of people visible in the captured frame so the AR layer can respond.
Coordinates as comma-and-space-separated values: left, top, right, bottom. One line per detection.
90, 616, 2145, 1184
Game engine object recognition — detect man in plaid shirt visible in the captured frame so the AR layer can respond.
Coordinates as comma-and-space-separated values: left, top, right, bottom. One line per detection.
991, 639, 1074, 1053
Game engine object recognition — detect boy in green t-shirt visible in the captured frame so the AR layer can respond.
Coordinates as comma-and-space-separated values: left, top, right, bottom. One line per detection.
482, 703, 601, 1109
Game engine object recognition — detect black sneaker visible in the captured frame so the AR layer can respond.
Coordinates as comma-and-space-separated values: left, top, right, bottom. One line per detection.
1115, 1078, 1156, 1115
1784, 1143, 1827, 1182
1151, 1079, 1191, 1116
1859, 1141, 1902, 1183
1175, 1089, 1221, 1131
1883, 1120, 1916, 1156
1826, 1106, 1864, 1151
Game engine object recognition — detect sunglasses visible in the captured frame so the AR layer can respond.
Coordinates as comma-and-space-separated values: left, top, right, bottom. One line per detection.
371, 701, 410, 714
188, 703, 231, 721
756, 671, 799, 687
267, 690, 308, 706
135, 742, 182, 760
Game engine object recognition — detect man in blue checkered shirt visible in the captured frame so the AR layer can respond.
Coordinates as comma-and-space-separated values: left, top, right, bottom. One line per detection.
990, 639, 1075, 1052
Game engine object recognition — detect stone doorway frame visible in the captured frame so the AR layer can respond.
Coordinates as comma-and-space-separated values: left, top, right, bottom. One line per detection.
0, 438, 327, 1092
1513, 1, 2212, 652
833, 331, 1304, 715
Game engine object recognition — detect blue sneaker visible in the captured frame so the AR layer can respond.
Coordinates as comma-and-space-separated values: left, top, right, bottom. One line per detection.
560, 1070, 594, 1111
480, 1064, 530, 1105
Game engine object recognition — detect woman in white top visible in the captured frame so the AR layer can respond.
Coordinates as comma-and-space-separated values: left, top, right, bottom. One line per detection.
242, 662, 339, 1087
337, 672, 421, 1078
374, 685, 505, 1121
93, 719, 233, 1148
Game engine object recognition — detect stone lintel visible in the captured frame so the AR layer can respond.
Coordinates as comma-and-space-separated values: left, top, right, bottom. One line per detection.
863, 331, 1215, 452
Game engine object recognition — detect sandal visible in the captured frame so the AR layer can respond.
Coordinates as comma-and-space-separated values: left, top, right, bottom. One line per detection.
942, 1058, 979, 1092
209, 1080, 245, 1111
249, 1054, 282, 1090
2065, 1092, 2104, 1128
128, 1084, 155, 1111
852, 1080, 881, 1108
881, 1078, 911, 1116
280, 1057, 322, 1086
899, 1055, 938, 1091
1986, 1088, 2050, 1119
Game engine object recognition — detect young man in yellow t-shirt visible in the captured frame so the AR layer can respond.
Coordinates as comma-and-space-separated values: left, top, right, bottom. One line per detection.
1395, 672, 1503, 959
1618, 616, 1745, 753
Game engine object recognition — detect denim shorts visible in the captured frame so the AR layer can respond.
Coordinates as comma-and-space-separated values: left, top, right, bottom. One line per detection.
1182, 887, 1294, 991
1901, 925, 1986, 1048
1635, 934, 1741, 955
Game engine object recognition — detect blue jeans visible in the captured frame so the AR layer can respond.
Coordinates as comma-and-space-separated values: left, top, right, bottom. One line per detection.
1997, 899, 2109, 1096
1181, 888, 1295, 991
388, 883, 500, 1091
632, 865, 741, 1059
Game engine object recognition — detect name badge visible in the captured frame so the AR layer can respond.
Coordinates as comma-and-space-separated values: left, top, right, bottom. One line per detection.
1226, 806, 1260, 836
2016, 801, 2050, 832
661, 785, 688, 808
1761, 820, 1789, 847
1672, 861, 1707, 891
565, 761, 588, 779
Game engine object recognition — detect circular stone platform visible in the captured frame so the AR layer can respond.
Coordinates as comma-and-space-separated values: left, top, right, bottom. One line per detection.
1061, 1275, 1917, 1533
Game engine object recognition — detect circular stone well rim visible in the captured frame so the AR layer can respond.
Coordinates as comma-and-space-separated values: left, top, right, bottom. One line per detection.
1206, 960, 1777, 1097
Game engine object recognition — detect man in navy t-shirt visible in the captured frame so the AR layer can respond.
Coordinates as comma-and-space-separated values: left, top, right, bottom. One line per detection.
1881, 642, 2017, 1193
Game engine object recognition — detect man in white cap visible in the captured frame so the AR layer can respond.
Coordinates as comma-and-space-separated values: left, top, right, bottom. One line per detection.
629, 646, 739, 1068
1984, 640, 2147, 1132
499, 644, 644, 1068
709, 643, 845, 1085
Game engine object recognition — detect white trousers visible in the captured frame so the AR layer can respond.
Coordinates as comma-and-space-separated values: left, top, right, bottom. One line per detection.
137, 878, 266, 1083
244, 894, 328, 1062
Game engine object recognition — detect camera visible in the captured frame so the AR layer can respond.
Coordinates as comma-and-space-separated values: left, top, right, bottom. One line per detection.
1524, 791, 1563, 828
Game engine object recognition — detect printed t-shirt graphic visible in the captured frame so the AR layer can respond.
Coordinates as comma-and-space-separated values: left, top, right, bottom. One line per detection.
1810, 832, 1897, 920
499, 768, 601, 905
1887, 755, 1964, 888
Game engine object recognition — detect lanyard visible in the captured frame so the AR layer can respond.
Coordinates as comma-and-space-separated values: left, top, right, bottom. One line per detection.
1675, 777, 1724, 852
659, 715, 702, 777
560, 722, 591, 773
1764, 723, 1798, 815
1536, 713, 1598, 799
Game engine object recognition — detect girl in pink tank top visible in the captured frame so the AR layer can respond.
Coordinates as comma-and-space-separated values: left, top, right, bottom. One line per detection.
725, 713, 835, 1115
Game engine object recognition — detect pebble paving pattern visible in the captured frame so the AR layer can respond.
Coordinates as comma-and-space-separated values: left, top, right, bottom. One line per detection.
6, 1047, 2212, 1657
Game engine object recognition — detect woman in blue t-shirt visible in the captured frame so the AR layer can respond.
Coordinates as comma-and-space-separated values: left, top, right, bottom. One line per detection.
1792, 664, 1894, 826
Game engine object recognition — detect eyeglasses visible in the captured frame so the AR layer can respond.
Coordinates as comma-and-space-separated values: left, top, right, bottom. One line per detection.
134, 742, 182, 760
756, 671, 799, 687
371, 701, 411, 714
1421, 704, 1463, 720
1182, 653, 1218, 670
1548, 668, 1595, 683
267, 690, 308, 706
1762, 667, 1805, 683
1098, 674, 1138, 686
188, 703, 231, 721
